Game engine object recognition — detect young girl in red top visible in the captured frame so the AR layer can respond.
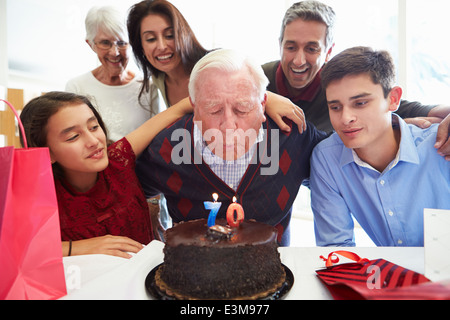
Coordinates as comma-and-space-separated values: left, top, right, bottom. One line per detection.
20, 91, 191, 258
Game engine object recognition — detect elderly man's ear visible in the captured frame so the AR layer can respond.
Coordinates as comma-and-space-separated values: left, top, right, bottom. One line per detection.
261, 93, 267, 121
261, 93, 267, 109
189, 97, 197, 114
189, 96, 200, 122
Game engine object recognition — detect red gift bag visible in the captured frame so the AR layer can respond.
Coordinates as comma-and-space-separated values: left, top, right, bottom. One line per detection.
0, 99, 67, 300
316, 250, 450, 300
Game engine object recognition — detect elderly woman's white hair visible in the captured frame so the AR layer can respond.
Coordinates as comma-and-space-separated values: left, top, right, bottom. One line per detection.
188, 49, 269, 103
85, 6, 128, 45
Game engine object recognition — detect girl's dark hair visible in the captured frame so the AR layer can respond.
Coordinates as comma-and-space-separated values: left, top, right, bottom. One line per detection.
127, 0, 207, 102
20, 91, 108, 180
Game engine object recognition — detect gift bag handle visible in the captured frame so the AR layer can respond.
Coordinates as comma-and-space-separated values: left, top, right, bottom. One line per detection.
1, 99, 28, 149
320, 250, 370, 268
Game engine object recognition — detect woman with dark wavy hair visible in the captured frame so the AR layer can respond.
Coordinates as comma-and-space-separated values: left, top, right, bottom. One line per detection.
127, 0, 208, 107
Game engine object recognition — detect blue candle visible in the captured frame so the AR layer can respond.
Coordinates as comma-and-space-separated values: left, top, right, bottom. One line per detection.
204, 193, 222, 227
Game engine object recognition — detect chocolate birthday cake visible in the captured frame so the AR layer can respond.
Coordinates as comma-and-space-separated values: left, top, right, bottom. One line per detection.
155, 218, 286, 300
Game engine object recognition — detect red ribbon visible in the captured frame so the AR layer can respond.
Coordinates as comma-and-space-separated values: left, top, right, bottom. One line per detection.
320, 250, 370, 268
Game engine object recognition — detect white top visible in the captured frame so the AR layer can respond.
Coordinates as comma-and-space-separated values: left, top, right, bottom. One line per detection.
66, 72, 164, 142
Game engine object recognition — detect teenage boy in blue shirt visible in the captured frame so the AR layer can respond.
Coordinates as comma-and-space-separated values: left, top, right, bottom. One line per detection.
311, 46, 450, 247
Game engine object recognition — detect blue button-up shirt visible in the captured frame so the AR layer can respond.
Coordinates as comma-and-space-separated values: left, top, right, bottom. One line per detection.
311, 114, 450, 247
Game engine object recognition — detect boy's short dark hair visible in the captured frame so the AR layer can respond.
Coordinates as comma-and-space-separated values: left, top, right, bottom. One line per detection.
321, 46, 396, 98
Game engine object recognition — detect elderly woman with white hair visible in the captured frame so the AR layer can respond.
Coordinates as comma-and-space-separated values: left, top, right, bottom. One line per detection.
66, 6, 162, 142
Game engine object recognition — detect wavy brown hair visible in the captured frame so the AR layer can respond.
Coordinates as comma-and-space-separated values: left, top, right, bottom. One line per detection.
127, 0, 207, 102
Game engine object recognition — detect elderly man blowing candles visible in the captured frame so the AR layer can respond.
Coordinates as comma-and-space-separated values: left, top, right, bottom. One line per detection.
136, 49, 327, 246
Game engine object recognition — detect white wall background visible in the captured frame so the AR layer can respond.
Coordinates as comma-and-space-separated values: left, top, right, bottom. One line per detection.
2, 0, 450, 105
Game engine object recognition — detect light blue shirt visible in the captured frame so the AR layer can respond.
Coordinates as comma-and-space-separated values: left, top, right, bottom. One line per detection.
311, 114, 450, 247
193, 124, 264, 191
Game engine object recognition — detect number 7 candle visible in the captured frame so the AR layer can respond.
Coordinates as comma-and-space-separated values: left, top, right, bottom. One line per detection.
204, 193, 222, 227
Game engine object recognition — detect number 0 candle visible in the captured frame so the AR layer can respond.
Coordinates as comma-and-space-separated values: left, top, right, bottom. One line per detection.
204, 193, 222, 227
226, 196, 245, 227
